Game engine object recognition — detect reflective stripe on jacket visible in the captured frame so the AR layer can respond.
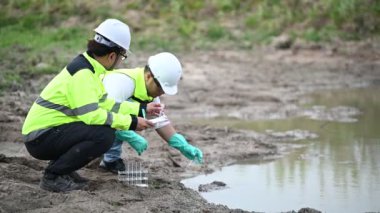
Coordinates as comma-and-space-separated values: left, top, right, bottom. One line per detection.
22, 52, 141, 142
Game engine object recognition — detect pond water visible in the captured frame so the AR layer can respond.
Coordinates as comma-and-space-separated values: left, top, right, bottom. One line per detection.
182, 87, 380, 212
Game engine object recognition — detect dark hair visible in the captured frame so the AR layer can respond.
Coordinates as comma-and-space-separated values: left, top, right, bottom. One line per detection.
144, 65, 151, 73
87, 40, 124, 57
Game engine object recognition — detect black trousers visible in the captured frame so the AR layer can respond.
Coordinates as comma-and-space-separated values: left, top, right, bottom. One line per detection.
25, 122, 115, 175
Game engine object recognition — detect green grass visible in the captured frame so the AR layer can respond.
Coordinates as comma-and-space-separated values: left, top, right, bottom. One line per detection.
1, 0, 380, 92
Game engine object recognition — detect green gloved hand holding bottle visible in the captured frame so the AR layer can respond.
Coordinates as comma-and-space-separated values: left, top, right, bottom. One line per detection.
168, 133, 203, 164
115, 130, 148, 155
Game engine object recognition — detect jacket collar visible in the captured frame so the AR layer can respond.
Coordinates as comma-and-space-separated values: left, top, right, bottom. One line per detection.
83, 51, 107, 76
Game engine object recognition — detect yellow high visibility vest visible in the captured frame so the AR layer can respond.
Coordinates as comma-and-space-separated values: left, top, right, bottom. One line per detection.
22, 52, 142, 142
111, 67, 154, 103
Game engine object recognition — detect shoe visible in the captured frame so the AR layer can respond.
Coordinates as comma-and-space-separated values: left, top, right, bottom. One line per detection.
40, 173, 86, 192
99, 159, 126, 174
68, 171, 89, 184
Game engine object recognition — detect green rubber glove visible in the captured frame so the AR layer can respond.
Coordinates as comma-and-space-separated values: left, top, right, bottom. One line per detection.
168, 133, 203, 164
115, 130, 148, 155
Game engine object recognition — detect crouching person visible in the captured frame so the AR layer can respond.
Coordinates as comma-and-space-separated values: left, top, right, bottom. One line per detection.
22, 19, 153, 192
99, 52, 203, 173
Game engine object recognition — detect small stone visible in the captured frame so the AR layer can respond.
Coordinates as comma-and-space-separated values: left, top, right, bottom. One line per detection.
272, 34, 292, 49
198, 181, 227, 192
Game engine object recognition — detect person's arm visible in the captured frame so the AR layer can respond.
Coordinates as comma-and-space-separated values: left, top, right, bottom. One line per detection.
166, 129, 203, 164
154, 116, 203, 163
150, 97, 175, 140
151, 98, 203, 163
67, 69, 140, 130
156, 125, 176, 141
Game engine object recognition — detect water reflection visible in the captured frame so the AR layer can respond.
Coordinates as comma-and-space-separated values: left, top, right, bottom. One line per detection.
183, 87, 380, 212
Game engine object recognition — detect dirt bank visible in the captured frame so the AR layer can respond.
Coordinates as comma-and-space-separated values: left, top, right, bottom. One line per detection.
1, 42, 379, 212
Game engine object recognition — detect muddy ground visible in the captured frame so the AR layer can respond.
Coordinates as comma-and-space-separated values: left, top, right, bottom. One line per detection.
1, 41, 379, 212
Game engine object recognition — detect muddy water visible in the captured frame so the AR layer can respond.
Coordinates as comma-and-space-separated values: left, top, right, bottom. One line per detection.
182, 87, 380, 212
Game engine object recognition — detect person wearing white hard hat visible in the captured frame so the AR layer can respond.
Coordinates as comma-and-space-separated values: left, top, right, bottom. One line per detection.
99, 52, 203, 173
22, 19, 154, 192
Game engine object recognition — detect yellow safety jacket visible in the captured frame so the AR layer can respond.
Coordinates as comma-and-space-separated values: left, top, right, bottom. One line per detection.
22, 52, 144, 142
110, 67, 154, 104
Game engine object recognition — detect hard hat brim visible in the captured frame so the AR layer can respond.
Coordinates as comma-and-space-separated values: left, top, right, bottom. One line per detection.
162, 85, 177, 95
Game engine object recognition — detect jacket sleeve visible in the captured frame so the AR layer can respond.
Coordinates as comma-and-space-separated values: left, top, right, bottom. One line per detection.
66, 69, 137, 130
100, 73, 146, 116
98, 95, 143, 116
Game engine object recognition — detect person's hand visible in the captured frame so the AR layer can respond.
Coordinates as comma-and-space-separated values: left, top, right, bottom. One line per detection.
168, 133, 203, 164
147, 103, 164, 116
115, 130, 148, 155
135, 117, 154, 131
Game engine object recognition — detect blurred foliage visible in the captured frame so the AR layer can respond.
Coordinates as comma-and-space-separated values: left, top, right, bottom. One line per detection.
0, 0, 380, 91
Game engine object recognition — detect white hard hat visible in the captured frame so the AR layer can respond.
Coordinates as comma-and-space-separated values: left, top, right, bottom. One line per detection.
94, 19, 131, 52
148, 52, 182, 95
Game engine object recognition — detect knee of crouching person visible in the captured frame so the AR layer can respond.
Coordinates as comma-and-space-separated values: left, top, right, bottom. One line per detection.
93, 126, 115, 148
